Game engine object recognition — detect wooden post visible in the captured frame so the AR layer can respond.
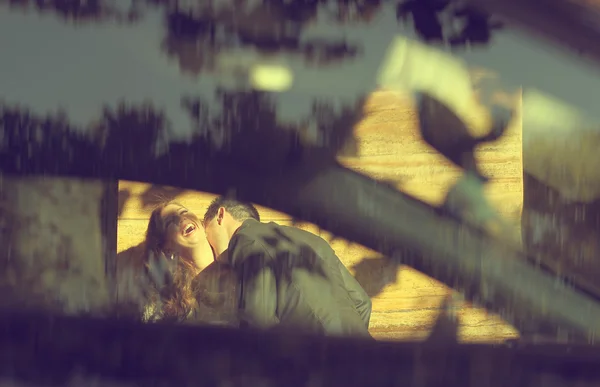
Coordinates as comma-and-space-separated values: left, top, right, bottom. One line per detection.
101, 180, 120, 299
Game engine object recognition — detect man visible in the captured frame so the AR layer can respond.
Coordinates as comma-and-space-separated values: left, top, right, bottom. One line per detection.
203, 196, 372, 338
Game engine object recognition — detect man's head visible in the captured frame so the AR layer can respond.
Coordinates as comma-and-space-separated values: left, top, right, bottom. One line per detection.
203, 197, 260, 257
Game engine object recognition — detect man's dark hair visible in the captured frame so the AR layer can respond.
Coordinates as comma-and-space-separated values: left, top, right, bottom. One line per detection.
203, 196, 260, 225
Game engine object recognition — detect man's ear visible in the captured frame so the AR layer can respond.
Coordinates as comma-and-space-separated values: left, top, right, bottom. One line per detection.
217, 207, 225, 225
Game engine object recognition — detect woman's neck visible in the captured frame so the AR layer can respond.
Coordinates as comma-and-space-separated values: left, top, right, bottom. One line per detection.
191, 246, 214, 273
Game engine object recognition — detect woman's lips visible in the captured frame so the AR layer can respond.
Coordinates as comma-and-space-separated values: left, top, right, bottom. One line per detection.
181, 222, 197, 236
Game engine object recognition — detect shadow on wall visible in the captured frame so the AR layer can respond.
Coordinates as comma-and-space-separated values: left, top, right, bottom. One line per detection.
521, 172, 600, 300
351, 257, 402, 298
1, 0, 500, 58
115, 244, 146, 282
117, 184, 189, 218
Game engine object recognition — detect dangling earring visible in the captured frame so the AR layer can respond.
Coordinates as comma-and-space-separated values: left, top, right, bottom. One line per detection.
169, 253, 175, 260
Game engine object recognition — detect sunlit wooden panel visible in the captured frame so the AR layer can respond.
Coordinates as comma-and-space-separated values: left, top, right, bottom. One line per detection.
325, 237, 519, 343
118, 219, 148, 253
341, 90, 523, 222
457, 307, 519, 342
369, 302, 517, 343
116, 86, 522, 343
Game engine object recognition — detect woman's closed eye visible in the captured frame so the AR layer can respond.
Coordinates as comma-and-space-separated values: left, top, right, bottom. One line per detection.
164, 215, 181, 230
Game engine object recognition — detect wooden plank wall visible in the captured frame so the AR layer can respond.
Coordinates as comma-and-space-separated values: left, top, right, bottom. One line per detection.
117, 89, 522, 342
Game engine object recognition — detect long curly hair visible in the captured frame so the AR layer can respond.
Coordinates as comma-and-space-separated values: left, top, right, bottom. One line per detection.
143, 202, 200, 322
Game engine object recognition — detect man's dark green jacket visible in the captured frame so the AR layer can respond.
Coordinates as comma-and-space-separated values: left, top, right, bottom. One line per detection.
220, 219, 372, 338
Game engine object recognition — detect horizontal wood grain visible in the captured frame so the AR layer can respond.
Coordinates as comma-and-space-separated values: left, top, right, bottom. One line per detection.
344, 90, 523, 221
116, 89, 523, 342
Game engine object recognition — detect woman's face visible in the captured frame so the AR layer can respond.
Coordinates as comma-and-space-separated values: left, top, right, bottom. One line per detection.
159, 203, 204, 254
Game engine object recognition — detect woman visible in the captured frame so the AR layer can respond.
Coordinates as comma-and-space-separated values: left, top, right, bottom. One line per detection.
141, 201, 239, 326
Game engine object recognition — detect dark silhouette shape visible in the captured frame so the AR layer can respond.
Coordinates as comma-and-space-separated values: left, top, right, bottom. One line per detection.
412, 294, 461, 387
449, 7, 505, 47
397, 0, 447, 43
351, 257, 401, 297
112, 242, 148, 318
181, 89, 363, 171
415, 91, 513, 183
426, 294, 459, 344
117, 189, 131, 218
2, 0, 141, 23
161, 3, 362, 75
138, 185, 188, 209
396, 0, 504, 46
1, 0, 503, 56
98, 102, 171, 171
4, 309, 600, 387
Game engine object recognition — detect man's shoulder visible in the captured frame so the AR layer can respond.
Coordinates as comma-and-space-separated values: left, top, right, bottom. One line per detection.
276, 223, 319, 239
234, 219, 269, 238
276, 224, 336, 257
235, 220, 332, 252
230, 220, 278, 251
236, 219, 294, 235
227, 221, 273, 265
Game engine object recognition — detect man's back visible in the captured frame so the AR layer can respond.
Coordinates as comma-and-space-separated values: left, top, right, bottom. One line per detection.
226, 219, 372, 338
